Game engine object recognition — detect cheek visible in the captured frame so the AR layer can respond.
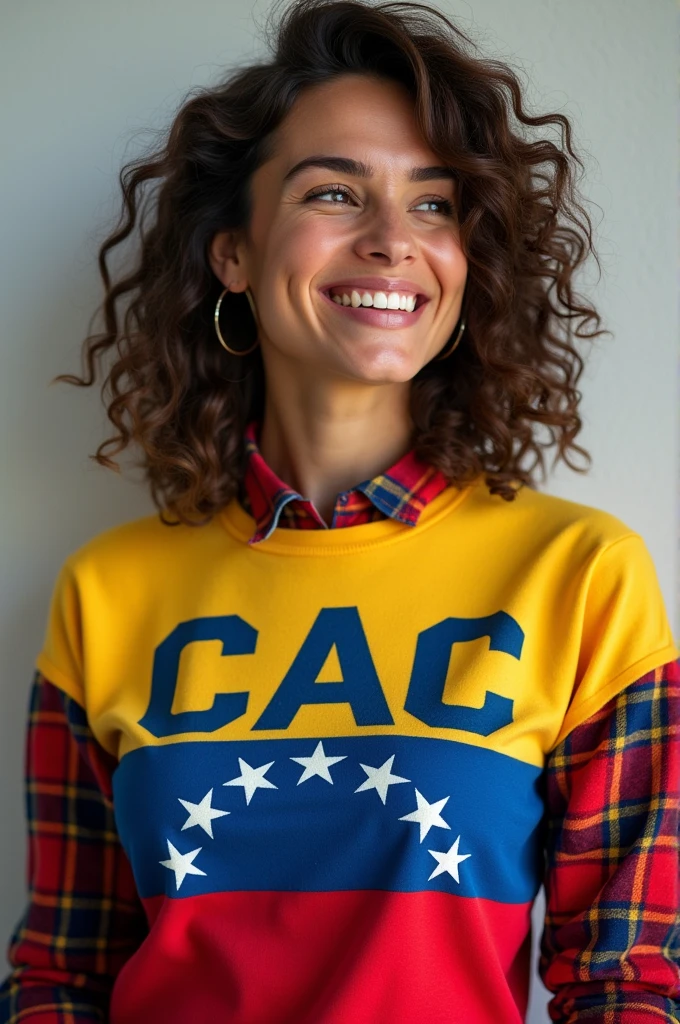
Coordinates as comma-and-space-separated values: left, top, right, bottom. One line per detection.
259, 217, 348, 295
427, 236, 467, 288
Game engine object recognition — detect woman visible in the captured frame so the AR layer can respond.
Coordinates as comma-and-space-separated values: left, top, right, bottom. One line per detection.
1, 0, 678, 1021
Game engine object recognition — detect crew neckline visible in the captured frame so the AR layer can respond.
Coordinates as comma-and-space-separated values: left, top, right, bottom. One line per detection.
220, 476, 482, 555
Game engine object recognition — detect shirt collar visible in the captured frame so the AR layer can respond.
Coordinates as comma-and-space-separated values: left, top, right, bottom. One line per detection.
241, 418, 450, 545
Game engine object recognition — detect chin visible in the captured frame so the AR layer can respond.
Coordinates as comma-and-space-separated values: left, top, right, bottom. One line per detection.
341, 353, 421, 384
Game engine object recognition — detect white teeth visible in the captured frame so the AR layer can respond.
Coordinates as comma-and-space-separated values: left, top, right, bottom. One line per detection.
330, 289, 418, 312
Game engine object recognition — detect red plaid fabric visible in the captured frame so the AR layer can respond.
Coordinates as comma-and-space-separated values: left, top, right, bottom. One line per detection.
1, 421, 678, 1021
540, 658, 680, 1021
0, 674, 146, 1022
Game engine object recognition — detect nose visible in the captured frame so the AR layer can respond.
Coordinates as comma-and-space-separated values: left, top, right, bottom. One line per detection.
352, 207, 416, 265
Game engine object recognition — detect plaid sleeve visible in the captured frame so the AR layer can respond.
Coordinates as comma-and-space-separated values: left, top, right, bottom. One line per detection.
0, 671, 148, 1023
539, 658, 680, 1022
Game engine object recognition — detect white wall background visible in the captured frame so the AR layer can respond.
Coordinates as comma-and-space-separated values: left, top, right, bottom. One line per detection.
1, 1, 677, 1021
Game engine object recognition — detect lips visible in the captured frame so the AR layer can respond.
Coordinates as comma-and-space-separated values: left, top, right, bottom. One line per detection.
318, 287, 429, 326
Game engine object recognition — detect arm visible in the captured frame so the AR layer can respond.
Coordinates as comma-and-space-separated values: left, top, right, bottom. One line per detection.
0, 671, 148, 1023
539, 658, 680, 1022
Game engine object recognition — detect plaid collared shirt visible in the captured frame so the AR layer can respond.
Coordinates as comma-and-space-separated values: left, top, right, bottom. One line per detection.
1, 421, 678, 1022
238, 419, 451, 541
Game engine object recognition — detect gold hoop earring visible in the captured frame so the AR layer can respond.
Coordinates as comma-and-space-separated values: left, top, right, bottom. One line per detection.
214, 286, 260, 356
434, 316, 466, 360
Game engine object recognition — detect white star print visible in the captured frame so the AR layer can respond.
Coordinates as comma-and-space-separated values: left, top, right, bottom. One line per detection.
399, 789, 451, 843
159, 839, 207, 890
290, 740, 347, 785
178, 788, 230, 838
224, 757, 278, 805
427, 836, 471, 883
354, 755, 410, 805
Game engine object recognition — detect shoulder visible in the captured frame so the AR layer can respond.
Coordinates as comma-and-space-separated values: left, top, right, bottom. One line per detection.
65, 511, 176, 568
60, 508, 228, 585
467, 478, 640, 556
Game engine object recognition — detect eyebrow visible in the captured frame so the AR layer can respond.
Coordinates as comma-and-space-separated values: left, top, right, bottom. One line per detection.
282, 155, 457, 185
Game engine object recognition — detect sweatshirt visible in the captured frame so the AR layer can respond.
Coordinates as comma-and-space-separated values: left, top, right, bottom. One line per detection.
28, 468, 679, 1024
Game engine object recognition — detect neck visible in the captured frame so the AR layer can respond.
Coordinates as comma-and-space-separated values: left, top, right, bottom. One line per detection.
258, 381, 414, 526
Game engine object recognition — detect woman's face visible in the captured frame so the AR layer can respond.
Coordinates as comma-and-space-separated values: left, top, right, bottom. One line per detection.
211, 73, 468, 383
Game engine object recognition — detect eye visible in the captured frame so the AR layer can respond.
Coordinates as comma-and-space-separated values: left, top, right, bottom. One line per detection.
303, 185, 454, 217
413, 198, 455, 216
304, 184, 354, 204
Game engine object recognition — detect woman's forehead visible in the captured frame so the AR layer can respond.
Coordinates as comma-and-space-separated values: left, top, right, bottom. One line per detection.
266, 78, 442, 181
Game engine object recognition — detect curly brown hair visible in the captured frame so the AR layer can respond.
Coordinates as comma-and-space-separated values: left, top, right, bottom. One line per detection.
55, 0, 607, 526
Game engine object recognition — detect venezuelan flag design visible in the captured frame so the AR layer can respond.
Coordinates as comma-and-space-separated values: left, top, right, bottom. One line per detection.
110, 734, 543, 1022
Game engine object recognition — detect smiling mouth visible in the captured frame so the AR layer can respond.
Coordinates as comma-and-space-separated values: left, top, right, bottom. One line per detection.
321, 288, 429, 311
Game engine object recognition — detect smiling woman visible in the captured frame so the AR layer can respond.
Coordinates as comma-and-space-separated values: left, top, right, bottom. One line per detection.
2, 1, 679, 1024
49, 0, 604, 523
205, 69, 472, 485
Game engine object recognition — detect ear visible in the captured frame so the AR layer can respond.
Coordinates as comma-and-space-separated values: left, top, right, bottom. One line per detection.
208, 229, 249, 293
